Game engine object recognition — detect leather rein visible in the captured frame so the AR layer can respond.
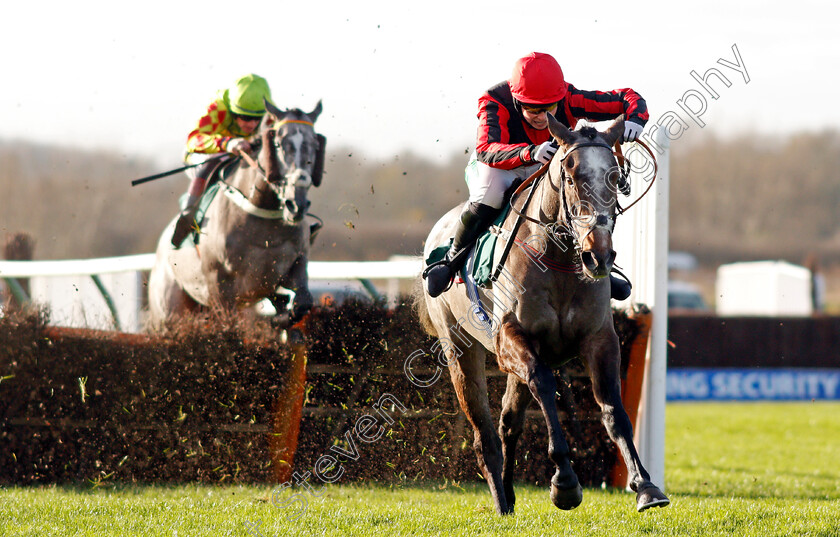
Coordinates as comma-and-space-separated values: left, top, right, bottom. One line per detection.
508, 139, 658, 228
220, 119, 319, 220
490, 139, 658, 280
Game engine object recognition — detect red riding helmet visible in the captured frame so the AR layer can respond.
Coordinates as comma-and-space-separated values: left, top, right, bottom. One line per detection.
509, 52, 567, 105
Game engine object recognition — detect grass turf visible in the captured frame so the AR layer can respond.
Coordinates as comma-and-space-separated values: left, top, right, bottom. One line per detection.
2, 402, 839, 536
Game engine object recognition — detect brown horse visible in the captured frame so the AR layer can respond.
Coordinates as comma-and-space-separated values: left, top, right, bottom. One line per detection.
417, 115, 669, 514
147, 101, 324, 330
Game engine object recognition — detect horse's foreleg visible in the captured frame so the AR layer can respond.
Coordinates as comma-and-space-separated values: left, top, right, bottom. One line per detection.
448, 346, 511, 515
498, 374, 530, 511
495, 313, 582, 510
585, 333, 670, 511
279, 256, 312, 324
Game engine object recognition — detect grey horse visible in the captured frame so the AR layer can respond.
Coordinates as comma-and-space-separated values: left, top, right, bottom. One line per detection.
148, 101, 324, 330
417, 114, 669, 514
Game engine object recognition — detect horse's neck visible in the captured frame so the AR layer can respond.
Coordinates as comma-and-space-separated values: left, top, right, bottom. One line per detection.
227, 142, 283, 212
228, 166, 279, 211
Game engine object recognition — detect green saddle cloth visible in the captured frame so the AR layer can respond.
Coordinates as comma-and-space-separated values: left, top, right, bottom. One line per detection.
425, 205, 512, 287
176, 182, 223, 249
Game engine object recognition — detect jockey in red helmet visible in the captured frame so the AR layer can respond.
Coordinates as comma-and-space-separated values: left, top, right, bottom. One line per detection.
424, 52, 649, 298
509, 51, 569, 105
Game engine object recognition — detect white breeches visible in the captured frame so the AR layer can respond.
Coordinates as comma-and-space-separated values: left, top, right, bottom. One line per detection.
464, 151, 542, 209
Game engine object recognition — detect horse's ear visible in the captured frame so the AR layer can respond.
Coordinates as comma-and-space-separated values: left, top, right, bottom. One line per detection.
601, 114, 625, 147
308, 100, 323, 122
264, 98, 287, 121
547, 113, 576, 147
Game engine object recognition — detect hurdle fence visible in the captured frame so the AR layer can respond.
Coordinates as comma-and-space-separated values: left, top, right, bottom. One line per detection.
1, 128, 670, 489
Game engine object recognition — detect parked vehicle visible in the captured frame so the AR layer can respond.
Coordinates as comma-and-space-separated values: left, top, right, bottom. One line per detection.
668, 280, 709, 311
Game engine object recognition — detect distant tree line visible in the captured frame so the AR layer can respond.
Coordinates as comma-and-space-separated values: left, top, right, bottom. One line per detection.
669, 130, 840, 264
2, 130, 839, 265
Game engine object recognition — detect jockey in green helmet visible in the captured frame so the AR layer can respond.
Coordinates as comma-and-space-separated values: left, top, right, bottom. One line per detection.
171, 73, 273, 247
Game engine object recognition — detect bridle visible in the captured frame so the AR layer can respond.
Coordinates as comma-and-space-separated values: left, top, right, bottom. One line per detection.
241, 118, 316, 180
509, 140, 617, 253
220, 118, 318, 219
493, 138, 658, 280
510, 137, 657, 207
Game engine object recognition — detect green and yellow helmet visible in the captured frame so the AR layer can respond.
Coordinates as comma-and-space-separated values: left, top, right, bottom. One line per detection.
228, 74, 273, 117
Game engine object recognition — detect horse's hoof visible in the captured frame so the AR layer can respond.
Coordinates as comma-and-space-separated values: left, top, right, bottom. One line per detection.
290, 305, 312, 326
271, 313, 292, 331
504, 489, 516, 513
286, 328, 305, 346
550, 482, 583, 510
497, 503, 515, 516
636, 485, 670, 512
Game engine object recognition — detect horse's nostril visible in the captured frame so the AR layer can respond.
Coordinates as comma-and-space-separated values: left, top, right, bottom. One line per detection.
581, 251, 597, 271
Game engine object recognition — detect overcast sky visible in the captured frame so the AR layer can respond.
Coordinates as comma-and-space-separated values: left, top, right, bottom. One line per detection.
2, 0, 836, 166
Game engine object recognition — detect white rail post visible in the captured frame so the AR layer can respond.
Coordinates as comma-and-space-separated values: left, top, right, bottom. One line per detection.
611, 128, 670, 489
636, 128, 670, 489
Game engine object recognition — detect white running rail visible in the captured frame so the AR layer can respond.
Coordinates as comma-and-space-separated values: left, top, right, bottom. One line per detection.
0, 255, 422, 280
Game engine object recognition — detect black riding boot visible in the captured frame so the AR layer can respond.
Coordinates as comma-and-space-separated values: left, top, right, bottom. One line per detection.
609, 270, 632, 301
171, 161, 216, 247
309, 220, 323, 245
171, 193, 201, 247
425, 202, 499, 298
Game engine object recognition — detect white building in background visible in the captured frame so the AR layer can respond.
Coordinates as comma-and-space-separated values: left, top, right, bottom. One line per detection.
716, 261, 813, 317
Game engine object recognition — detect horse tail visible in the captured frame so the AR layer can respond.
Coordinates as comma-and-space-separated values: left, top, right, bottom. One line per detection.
411, 276, 436, 336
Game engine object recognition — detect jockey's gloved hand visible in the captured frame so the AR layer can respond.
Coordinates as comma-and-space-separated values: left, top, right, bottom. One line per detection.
227, 138, 252, 155
531, 141, 558, 164
621, 120, 644, 143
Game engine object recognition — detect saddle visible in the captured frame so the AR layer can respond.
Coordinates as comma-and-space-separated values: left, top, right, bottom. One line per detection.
178, 156, 241, 211
424, 179, 523, 287
425, 205, 512, 288
174, 183, 222, 249
173, 156, 243, 249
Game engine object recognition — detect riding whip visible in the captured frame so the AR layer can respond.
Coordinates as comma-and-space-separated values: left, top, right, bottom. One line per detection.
130, 153, 229, 187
